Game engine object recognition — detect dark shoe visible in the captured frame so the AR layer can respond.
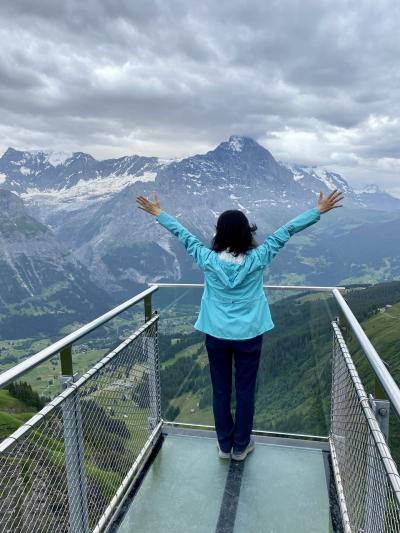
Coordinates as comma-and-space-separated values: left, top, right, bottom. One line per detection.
231, 437, 255, 461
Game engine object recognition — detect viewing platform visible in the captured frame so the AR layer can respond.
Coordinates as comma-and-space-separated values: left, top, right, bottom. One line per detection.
1, 284, 400, 533
113, 427, 334, 533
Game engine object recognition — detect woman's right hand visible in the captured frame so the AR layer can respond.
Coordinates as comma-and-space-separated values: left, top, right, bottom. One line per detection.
317, 189, 344, 214
136, 193, 161, 216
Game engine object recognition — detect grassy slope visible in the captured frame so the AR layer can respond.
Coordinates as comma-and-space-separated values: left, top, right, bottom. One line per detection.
0, 389, 36, 439
352, 301, 400, 386
348, 301, 400, 463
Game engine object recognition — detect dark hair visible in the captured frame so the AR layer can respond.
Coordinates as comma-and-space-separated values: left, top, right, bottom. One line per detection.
210, 210, 258, 257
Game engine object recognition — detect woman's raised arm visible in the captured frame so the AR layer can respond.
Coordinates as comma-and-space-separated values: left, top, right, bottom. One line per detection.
135, 194, 213, 270
255, 189, 344, 267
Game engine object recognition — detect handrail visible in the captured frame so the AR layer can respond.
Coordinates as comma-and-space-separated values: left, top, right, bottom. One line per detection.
332, 288, 400, 418
148, 283, 346, 291
0, 285, 158, 389
0, 282, 342, 389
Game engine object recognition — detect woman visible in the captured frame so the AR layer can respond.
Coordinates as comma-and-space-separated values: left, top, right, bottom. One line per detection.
136, 189, 343, 461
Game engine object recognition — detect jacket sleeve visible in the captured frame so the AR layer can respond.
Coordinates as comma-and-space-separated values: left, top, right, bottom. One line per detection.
255, 207, 321, 267
155, 210, 213, 270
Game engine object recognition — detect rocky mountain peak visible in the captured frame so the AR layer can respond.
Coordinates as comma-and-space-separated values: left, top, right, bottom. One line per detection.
0, 147, 29, 166
1, 137, 399, 212
2, 147, 21, 159
211, 135, 272, 158
227, 135, 259, 151
70, 152, 96, 163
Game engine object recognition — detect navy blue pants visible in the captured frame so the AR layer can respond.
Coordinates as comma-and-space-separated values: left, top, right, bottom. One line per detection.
205, 333, 263, 454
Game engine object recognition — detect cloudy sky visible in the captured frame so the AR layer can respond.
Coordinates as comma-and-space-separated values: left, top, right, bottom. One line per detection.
1, 0, 399, 196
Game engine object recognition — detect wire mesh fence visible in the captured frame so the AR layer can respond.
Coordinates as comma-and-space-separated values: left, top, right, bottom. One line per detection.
0, 314, 160, 533
330, 321, 400, 533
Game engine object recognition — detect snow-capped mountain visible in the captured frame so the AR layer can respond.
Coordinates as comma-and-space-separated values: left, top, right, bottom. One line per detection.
1, 136, 398, 214
282, 163, 355, 199
0, 147, 161, 193
352, 184, 400, 210
284, 164, 400, 211
1, 136, 399, 294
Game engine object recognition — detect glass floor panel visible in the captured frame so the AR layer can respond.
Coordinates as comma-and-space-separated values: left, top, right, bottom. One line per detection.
115, 432, 334, 533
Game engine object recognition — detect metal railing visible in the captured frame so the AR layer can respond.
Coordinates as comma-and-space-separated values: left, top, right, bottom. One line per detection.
1, 282, 400, 533
0, 314, 161, 533
149, 283, 346, 291
332, 288, 400, 418
330, 321, 400, 532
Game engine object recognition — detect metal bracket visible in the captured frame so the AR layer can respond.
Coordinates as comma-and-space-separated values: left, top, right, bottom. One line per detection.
368, 394, 390, 443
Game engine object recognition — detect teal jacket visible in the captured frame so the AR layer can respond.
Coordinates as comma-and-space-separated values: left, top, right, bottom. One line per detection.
155, 207, 321, 340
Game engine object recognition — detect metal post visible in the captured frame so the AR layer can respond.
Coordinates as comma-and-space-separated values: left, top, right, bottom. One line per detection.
364, 394, 390, 532
144, 294, 152, 323
143, 294, 161, 430
59, 346, 89, 533
60, 345, 74, 376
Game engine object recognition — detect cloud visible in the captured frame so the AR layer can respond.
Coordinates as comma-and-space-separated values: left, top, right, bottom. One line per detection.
0, 0, 399, 195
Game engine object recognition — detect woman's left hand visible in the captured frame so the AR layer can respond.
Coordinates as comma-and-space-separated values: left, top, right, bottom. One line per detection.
317, 189, 344, 214
136, 194, 161, 216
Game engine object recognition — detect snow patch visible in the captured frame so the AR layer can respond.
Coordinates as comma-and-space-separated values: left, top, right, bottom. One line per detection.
302, 166, 351, 191
237, 202, 250, 214
130, 171, 156, 183
20, 166, 31, 176
356, 184, 381, 194
0, 173, 6, 184
228, 136, 243, 152
21, 171, 158, 205
312, 170, 336, 191
157, 156, 184, 165
46, 151, 73, 166
185, 172, 201, 179
284, 164, 305, 181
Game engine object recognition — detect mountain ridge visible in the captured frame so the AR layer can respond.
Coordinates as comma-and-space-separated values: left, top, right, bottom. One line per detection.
1, 136, 398, 208
1, 136, 399, 295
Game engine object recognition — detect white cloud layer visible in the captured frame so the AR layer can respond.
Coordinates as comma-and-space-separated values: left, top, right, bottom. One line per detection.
0, 0, 399, 195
